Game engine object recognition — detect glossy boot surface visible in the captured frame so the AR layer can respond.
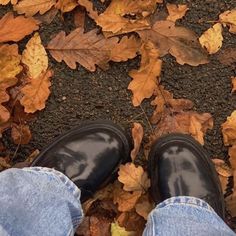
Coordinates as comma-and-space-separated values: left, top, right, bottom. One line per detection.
31, 120, 131, 202
148, 133, 225, 218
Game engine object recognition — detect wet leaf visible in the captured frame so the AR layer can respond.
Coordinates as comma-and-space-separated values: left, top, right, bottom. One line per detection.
118, 163, 150, 193
22, 33, 48, 79
111, 221, 135, 236
20, 70, 53, 113
128, 41, 162, 106
55, 0, 78, 13
222, 110, 236, 146
0, 13, 39, 43
199, 23, 223, 54
14, 0, 56, 16
138, 20, 209, 66
130, 123, 144, 161
166, 4, 189, 22
47, 28, 118, 71
11, 124, 32, 144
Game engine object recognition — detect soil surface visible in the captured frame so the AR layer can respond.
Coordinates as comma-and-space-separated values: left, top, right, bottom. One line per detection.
1, 0, 236, 182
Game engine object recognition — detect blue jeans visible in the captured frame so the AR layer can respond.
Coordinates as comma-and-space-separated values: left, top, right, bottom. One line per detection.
0, 167, 235, 236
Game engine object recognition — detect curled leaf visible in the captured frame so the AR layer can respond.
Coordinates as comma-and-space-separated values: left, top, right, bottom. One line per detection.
166, 4, 189, 22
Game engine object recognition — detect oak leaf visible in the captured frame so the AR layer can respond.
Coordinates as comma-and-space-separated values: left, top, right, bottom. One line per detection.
219, 9, 236, 34
222, 110, 236, 146
135, 194, 154, 220
11, 124, 32, 144
138, 20, 209, 66
232, 76, 236, 93
212, 159, 233, 177
22, 33, 48, 79
128, 41, 162, 106
0, 0, 17, 5
118, 163, 150, 193
111, 221, 135, 236
14, 0, 56, 17
78, 0, 98, 20
130, 123, 144, 162
166, 4, 189, 22
229, 145, 236, 169
47, 28, 118, 71
0, 13, 39, 43
199, 23, 223, 54
55, 0, 78, 13
111, 36, 141, 62
20, 70, 53, 113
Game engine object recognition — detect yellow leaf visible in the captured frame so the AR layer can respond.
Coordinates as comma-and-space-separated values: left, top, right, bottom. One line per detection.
111, 36, 141, 62
0, 44, 22, 82
118, 163, 150, 193
130, 123, 143, 162
219, 9, 236, 34
166, 4, 189, 22
14, 0, 56, 17
22, 33, 48, 79
231, 76, 236, 93
0, 13, 39, 43
222, 110, 236, 146
55, 0, 78, 13
0, 0, 18, 5
199, 23, 223, 54
128, 41, 162, 106
20, 70, 53, 113
111, 221, 135, 236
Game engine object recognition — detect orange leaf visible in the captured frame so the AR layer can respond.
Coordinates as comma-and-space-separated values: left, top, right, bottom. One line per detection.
20, 70, 53, 113
229, 145, 236, 170
212, 159, 233, 177
0, 13, 39, 43
0, 0, 18, 5
222, 110, 236, 146
231, 76, 236, 93
55, 0, 78, 13
128, 41, 162, 106
78, 0, 98, 20
166, 4, 189, 22
130, 123, 144, 162
11, 124, 32, 144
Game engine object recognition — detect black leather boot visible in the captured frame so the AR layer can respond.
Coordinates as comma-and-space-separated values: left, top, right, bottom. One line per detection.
148, 133, 225, 218
31, 120, 131, 202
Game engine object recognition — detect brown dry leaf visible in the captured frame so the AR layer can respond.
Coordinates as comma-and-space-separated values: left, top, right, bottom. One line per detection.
222, 110, 236, 146
166, 4, 189, 22
231, 76, 236, 93
22, 33, 48, 79
47, 28, 118, 71
226, 171, 236, 216
113, 187, 142, 212
0, 156, 11, 171
118, 163, 150, 193
0, 0, 18, 5
14, 0, 56, 17
219, 9, 236, 34
34, 8, 58, 25
55, 0, 78, 13
20, 70, 53, 113
74, 7, 85, 28
217, 47, 236, 66
111, 221, 135, 236
111, 36, 141, 62
138, 20, 209, 66
229, 145, 236, 169
212, 159, 233, 177
219, 175, 229, 195
0, 13, 39, 43
11, 124, 32, 144
78, 0, 98, 20
130, 123, 144, 162
128, 41, 162, 107
135, 194, 154, 220
199, 23, 223, 54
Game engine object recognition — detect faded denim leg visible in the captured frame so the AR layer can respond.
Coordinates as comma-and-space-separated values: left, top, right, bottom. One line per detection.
143, 196, 236, 236
0, 167, 84, 236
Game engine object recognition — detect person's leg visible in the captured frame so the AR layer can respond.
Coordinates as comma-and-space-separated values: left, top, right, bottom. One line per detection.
145, 133, 236, 236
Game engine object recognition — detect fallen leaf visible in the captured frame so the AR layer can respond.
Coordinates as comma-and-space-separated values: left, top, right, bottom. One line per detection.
0, 13, 39, 43
212, 159, 233, 177
229, 145, 236, 169
138, 20, 209, 66
0, 156, 11, 171
34, 8, 58, 25
118, 163, 150, 193
128, 41, 162, 106
22, 33, 48, 79
0, 0, 18, 5
90, 216, 111, 236
217, 47, 236, 66
231, 76, 236, 93
199, 23, 223, 54
135, 194, 154, 220
222, 110, 236, 146
55, 0, 78, 13
113, 186, 142, 212
47, 28, 118, 71
111, 36, 141, 62
111, 221, 135, 236
14, 0, 56, 17
130, 123, 144, 162
11, 124, 32, 144
78, 0, 98, 20
219, 175, 229, 195
20, 70, 53, 113
74, 7, 85, 28
166, 4, 189, 22
219, 9, 236, 34
226, 171, 236, 216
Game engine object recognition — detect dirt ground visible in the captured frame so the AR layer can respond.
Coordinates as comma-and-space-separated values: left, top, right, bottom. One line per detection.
1, 0, 236, 168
